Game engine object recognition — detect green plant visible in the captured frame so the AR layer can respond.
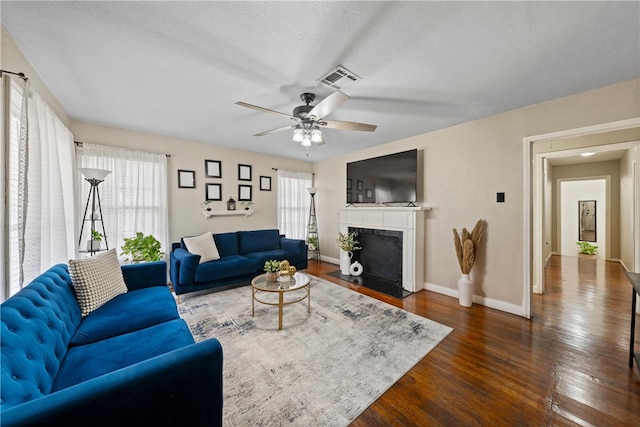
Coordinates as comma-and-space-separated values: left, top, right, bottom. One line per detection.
577, 241, 598, 255
336, 231, 361, 252
263, 259, 281, 272
91, 229, 103, 242
121, 232, 165, 263
307, 236, 318, 250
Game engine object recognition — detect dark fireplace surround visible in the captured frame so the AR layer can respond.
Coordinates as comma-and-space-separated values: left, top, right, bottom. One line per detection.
346, 227, 410, 298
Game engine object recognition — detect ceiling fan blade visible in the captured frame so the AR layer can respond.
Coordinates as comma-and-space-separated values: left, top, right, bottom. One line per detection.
321, 119, 377, 132
235, 102, 293, 120
308, 90, 349, 119
254, 124, 294, 137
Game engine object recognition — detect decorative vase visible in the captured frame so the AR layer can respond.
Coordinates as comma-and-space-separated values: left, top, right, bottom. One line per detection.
349, 261, 363, 276
266, 271, 278, 282
340, 250, 353, 275
458, 274, 473, 307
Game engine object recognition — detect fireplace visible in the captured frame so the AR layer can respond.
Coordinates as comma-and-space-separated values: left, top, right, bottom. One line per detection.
339, 207, 429, 297
346, 227, 407, 297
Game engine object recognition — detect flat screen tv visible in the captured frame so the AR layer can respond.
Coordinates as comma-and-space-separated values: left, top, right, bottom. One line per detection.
346, 149, 418, 205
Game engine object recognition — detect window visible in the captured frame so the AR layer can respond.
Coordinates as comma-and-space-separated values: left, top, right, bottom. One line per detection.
3, 79, 77, 300
277, 170, 312, 240
78, 143, 169, 259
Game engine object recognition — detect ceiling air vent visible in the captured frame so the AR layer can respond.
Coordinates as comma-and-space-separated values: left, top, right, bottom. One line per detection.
317, 65, 361, 89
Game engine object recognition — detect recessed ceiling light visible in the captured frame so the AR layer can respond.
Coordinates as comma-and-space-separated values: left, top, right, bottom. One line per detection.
580, 152, 596, 157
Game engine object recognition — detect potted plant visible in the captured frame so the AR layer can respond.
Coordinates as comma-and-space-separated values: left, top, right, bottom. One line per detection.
336, 231, 361, 275
263, 259, 281, 282
576, 241, 598, 255
87, 229, 103, 252
120, 232, 165, 263
307, 236, 318, 251
452, 219, 484, 307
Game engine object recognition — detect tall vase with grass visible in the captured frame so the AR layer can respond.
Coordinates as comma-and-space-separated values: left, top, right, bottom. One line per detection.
453, 219, 484, 307
337, 231, 361, 275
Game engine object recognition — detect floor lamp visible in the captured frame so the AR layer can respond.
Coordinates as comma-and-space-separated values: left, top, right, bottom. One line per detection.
78, 168, 111, 254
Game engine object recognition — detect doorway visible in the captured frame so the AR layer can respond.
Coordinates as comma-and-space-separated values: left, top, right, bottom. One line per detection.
524, 118, 640, 318
559, 178, 607, 260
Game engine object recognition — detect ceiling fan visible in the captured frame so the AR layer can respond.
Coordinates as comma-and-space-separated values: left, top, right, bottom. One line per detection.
235, 91, 377, 147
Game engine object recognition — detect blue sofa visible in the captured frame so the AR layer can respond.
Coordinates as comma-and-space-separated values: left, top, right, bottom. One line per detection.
170, 229, 308, 295
0, 261, 223, 427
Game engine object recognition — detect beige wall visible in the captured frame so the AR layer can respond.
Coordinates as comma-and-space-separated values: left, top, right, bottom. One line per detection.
71, 121, 313, 244
1, 26, 70, 127
620, 147, 638, 270
314, 78, 640, 311
551, 161, 621, 259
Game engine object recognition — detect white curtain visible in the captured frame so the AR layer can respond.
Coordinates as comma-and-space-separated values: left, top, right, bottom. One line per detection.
5, 78, 77, 294
277, 169, 312, 240
78, 143, 169, 260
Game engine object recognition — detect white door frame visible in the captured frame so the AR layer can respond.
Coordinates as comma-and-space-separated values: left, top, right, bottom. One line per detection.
522, 117, 640, 318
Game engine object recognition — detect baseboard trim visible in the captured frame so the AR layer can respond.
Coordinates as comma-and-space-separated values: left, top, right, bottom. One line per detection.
319, 262, 527, 317
424, 282, 526, 317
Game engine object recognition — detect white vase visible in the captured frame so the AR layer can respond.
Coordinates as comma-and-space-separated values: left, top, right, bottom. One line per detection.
349, 261, 363, 276
340, 250, 353, 275
458, 273, 473, 307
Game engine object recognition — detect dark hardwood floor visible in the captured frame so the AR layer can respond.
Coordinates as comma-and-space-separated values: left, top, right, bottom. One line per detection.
305, 255, 640, 426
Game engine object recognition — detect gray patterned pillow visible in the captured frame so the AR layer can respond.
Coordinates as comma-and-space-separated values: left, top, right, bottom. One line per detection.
183, 231, 220, 263
69, 249, 127, 317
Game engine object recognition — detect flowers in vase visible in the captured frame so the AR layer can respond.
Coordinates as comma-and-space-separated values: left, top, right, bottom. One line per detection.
337, 231, 361, 252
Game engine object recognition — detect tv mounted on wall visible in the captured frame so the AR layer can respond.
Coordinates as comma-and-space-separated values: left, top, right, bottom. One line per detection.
346, 149, 418, 205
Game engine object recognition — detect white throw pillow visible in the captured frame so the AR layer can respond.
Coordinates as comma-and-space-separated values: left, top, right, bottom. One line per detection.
68, 249, 127, 317
183, 231, 220, 264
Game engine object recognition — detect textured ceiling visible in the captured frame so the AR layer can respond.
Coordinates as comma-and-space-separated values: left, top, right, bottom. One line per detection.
2, 1, 639, 162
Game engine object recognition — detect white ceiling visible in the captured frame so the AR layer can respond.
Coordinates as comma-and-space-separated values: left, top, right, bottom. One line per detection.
2, 1, 639, 162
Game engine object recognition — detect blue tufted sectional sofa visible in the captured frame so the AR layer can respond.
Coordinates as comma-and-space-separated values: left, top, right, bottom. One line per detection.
170, 228, 308, 295
0, 261, 223, 427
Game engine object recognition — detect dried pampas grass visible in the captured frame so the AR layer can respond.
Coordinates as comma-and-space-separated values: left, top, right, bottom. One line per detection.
453, 219, 484, 274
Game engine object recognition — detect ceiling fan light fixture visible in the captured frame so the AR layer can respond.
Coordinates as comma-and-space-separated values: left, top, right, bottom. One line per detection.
311, 127, 323, 143
301, 133, 312, 147
292, 127, 304, 142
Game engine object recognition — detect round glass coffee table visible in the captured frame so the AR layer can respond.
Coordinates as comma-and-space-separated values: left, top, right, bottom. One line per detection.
251, 272, 310, 330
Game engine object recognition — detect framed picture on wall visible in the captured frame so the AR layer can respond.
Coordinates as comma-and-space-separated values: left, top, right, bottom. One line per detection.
366, 189, 373, 199
205, 160, 222, 178
260, 176, 271, 191
238, 184, 252, 201
177, 170, 195, 188
238, 164, 252, 181
206, 183, 222, 201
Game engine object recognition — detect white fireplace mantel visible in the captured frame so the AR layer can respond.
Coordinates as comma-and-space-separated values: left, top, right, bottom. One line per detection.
339, 206, 430, 293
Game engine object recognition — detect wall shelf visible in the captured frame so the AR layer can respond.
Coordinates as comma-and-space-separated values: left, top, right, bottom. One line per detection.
201, 209, 254, 218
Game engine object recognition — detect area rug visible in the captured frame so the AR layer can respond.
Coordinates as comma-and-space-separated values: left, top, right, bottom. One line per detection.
177, 275, 452, 426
